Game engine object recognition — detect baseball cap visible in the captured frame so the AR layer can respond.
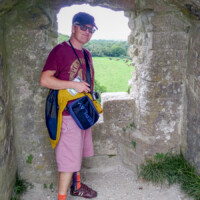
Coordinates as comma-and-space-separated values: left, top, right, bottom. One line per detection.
72, 12, 98, 29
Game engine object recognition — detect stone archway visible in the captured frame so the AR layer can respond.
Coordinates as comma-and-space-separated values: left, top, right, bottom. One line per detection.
0, 0, 200, 199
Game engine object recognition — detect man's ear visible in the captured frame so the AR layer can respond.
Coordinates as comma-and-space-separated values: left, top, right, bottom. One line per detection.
72, 25, 75, 33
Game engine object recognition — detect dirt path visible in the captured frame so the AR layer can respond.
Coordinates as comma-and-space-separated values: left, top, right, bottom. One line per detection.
21, 164, 192, 200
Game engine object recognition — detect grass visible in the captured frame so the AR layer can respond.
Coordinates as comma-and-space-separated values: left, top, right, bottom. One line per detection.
139, 152, 200, 200
26, 154, 33, 164
11, 173, 33, 200
93, 57, 134, 92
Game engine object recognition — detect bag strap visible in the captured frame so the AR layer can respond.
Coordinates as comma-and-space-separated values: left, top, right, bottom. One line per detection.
68, 40, 92, 92
83, 49, 92, 92
69, 40, 82, 66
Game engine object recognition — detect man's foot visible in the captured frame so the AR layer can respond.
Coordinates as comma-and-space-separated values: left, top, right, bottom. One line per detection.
70, 183, 97, 199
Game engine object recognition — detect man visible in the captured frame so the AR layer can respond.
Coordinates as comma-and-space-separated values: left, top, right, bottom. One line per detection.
40, 12, 98, 200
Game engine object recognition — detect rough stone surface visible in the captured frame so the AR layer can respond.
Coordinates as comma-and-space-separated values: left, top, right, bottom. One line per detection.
0, 0, 200, 199
185, 26, 200, 171
2, 2, 59, 195
128, 2, 191, 162
101, 92, 135, 122
0, 18, 17, 200
0, 53, 2, 69
21, 162, 193, 200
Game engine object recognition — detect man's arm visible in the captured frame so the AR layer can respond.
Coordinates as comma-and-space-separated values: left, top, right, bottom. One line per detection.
40, 70, 90, 93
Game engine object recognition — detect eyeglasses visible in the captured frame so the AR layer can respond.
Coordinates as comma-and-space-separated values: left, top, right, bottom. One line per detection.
74, 23, 96, 34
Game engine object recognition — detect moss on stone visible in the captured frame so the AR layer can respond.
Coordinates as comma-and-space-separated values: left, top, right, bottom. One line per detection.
0, 1, 19, 17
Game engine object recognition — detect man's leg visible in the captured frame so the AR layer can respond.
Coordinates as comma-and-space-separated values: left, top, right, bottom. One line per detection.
56, 116, 96, 199
70, 128, 97, 198
56, 116, 79, 199
58, 172, 73, 200
58, 172, 73, 194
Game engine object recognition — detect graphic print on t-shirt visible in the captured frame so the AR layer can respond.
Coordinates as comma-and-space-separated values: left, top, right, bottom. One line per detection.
69, 58, 86, 81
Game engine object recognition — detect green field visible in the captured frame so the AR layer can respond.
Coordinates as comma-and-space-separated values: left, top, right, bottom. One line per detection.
93, 57, 134, 92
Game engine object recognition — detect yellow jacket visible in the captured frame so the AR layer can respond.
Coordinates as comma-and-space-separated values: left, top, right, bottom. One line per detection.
50, 90, 103, 149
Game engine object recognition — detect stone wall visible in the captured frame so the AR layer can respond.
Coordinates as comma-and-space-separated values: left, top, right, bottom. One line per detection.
126, 0, 200, 166
93, 93, 135, 154
127, 1, 190, 158
0, 18, 17, 200
3, 1, 60, 185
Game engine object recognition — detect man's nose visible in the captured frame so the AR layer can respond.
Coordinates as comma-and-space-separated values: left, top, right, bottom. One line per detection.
85, 28, 90, 33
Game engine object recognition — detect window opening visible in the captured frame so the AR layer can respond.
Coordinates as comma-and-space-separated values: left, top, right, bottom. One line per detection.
57, 4, 134, 98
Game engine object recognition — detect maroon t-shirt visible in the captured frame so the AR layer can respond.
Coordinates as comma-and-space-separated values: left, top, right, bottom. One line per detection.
42, 41, 94, 115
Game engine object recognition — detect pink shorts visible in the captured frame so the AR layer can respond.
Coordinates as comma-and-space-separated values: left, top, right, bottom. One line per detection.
55, 116, 94, 172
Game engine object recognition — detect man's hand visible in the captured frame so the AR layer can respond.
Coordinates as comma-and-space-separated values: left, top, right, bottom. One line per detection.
73, 81, 91, 93
40, 70, 91, 92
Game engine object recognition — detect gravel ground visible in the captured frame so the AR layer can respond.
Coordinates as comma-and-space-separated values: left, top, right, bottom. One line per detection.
21, 164, 192, 200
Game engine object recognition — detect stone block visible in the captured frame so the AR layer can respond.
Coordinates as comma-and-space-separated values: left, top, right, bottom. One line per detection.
153, 117, 180, 139
92, 0, 135, 10
138, 110, 181, 140
130, 129, 181, 160
133, 11, 154, 33
113, 121, 136, 142
92, 122, 118, 156
139, 96, 182, 113
129, 130, 156, 155
147, 49, 187, 69
136, 0, 179, 12
139, 79, 183, 100
118, 143, 144, 170
18, 150, 58, 184
139, 62, 185, 83
151, 13, 191, 32
152, 32, 188, 50
101, 92, 135, 123
116, 129, 179, 170
139, 66, 162, 82
136, 121, 154, 136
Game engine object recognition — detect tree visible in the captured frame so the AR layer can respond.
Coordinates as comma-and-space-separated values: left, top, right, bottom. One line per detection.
58, 33, 69, 43
58, 33, 130, 58
110, 45, 126, 57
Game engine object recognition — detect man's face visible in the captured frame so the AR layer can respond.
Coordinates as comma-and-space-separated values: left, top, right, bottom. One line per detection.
72, 24, 94, 45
